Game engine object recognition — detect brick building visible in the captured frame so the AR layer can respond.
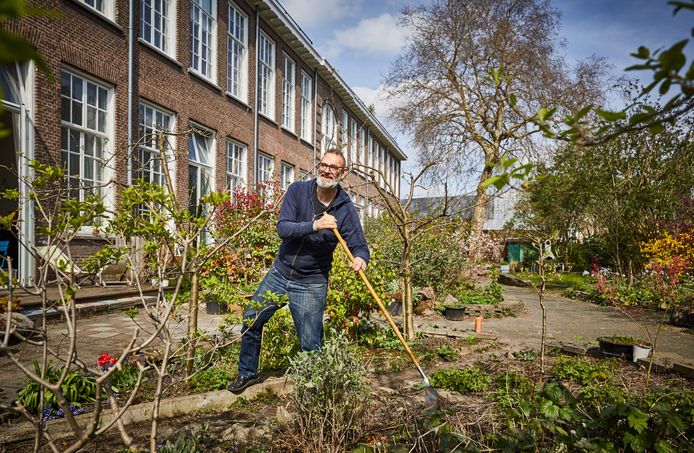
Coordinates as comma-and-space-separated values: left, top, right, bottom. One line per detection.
0, 0, 406, 285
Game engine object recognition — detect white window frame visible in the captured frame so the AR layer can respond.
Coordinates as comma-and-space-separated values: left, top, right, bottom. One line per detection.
60, 68, 114, 229
258, 31, 275, 119
137, 102, 176, 188
281, 53, 296, 131
190, 0, 217, 81
188, 125, 216, 212
341, 109, 349, 159
280, 162, 294, 191
226, 2, 248, 101
300, 71, 312, 141
141, 0, 176, 57
256, 151, 274, 185
358, 128, 365, 167
321, 103, 337, 152
350, 119, 357, 168
226, 139, 247, 194
80, 0, 115, 19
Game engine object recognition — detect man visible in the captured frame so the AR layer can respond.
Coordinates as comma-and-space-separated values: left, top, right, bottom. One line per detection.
228, 149, 369, 394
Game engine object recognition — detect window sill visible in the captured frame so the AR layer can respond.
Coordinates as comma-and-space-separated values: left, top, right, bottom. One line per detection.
258, 113, 277, 126
280, 126, 298, 138
299, 137, 314, 148
69, 0, 122, 32
139, 39, 182, 67
188, 69, 222, 91
225, 92, 252, 110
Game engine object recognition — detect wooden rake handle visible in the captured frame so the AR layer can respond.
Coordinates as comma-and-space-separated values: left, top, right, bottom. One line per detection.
332, 228, 423, 371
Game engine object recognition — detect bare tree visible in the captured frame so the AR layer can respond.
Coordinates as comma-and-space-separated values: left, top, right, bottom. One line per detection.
385, 0, 605, 259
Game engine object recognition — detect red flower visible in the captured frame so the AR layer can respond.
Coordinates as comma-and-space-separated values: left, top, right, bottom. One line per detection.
98, 353, 117, 369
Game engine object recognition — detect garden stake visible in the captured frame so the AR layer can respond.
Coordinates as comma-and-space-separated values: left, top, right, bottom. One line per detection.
332, 228, 440, 412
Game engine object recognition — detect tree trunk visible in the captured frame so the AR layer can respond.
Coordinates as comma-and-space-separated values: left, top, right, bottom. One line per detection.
469, 163, 494, 261
401, 241, 415, 341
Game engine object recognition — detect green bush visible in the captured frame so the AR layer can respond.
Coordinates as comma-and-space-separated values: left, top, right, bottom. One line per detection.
551, 355, 617, 385
189, 365, 232, 393
429, 367, 492, 393
260, 304, 299, 372
285, 333, 369, 452
452, 288, 498, 305
325, 247, 394, 337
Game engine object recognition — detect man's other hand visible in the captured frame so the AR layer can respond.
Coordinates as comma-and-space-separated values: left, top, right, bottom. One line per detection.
350, 257, 366, 273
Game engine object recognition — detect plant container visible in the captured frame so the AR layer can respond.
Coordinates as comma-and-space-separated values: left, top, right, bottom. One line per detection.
632, 344, 652, 363
205, 300, 228, 315
598, 337, 634, 360
443, 307, 467, 321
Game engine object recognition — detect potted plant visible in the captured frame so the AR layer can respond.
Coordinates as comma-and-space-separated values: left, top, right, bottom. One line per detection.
598, 335, 651, 362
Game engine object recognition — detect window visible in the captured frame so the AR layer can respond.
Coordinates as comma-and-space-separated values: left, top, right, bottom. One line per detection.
188, 127, 215, 214
281, 54, 295, 131
190, 0, 216, 80
141, 0, 175, 55
226, 139, 246, 194
350, 119, 357, 168
137, 102, 174, 187
80, 0, 114, 18
378, 145, 386, 188
258, 32, 275, 118
367, 134, 373, 171
280, 162, 294, 191
256, 152, 274, 185
300, 169, 309, 181
341, 110, 349, 160
358, 128, 365, 167
227, 3, 247, 100
321, 103, 337, 151
300, 72, 312, 141
60, 70, 111, 212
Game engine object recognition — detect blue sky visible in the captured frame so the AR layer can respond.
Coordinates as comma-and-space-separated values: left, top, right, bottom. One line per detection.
279, 0, 692, 181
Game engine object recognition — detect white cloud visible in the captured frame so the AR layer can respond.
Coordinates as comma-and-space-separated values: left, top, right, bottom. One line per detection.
280, 0, 361, 27
329, 14, 412, 56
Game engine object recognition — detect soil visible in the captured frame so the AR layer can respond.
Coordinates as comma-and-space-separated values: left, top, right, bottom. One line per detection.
6, 333, 692, 453
2, 284, 693, 452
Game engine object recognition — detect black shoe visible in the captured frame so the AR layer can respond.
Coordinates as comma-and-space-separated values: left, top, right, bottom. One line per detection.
227, 375, 259, 394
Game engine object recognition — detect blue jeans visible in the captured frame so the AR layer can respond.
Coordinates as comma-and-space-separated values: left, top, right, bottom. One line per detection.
237, 265, 328, 378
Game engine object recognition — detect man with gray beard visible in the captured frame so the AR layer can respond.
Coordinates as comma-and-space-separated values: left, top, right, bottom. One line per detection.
228, 149, 369, 394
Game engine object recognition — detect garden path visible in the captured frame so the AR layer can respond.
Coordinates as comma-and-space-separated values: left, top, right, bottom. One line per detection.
414, 285, 693, 364
2, 284, 692, 410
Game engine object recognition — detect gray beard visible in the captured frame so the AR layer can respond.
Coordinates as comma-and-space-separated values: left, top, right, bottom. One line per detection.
317, 176, 340, 189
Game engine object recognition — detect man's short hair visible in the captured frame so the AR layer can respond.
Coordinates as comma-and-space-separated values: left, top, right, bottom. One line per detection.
322, 149, 347, 167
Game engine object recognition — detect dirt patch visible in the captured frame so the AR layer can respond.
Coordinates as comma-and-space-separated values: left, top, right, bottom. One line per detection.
6, 334, 692, 452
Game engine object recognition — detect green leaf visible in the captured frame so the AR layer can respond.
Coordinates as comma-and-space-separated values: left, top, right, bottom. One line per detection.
631, 46, 651, 59
627, 408, 649, 434
649, 122, 665, 134
540, 399, 560, 419
481, 175, 508, 190
536, 107, 556, 123
658, 39, 688, 72
654, 440, 677, 453
659, 78, 672, 95
595, 108, 627, 122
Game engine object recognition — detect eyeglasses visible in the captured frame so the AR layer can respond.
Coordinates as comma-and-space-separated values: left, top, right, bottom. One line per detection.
318, 163, 346, 172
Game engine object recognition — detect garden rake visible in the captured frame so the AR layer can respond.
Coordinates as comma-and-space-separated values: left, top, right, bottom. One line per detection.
332, 228, 440, 412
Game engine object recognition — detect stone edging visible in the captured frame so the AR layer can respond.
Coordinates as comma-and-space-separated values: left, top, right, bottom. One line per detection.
0, 377, 291, 446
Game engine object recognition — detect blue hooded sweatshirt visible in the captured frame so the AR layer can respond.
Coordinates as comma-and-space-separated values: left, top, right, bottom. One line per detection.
274, 179, 370, 283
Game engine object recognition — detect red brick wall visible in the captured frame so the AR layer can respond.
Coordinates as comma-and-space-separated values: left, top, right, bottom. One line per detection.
11, 0, 398, 262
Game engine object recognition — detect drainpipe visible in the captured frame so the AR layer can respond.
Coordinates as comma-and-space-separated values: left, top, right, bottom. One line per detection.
127, 0, 135, 185
312, 68, 317, 171
253, 8, 260, 186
